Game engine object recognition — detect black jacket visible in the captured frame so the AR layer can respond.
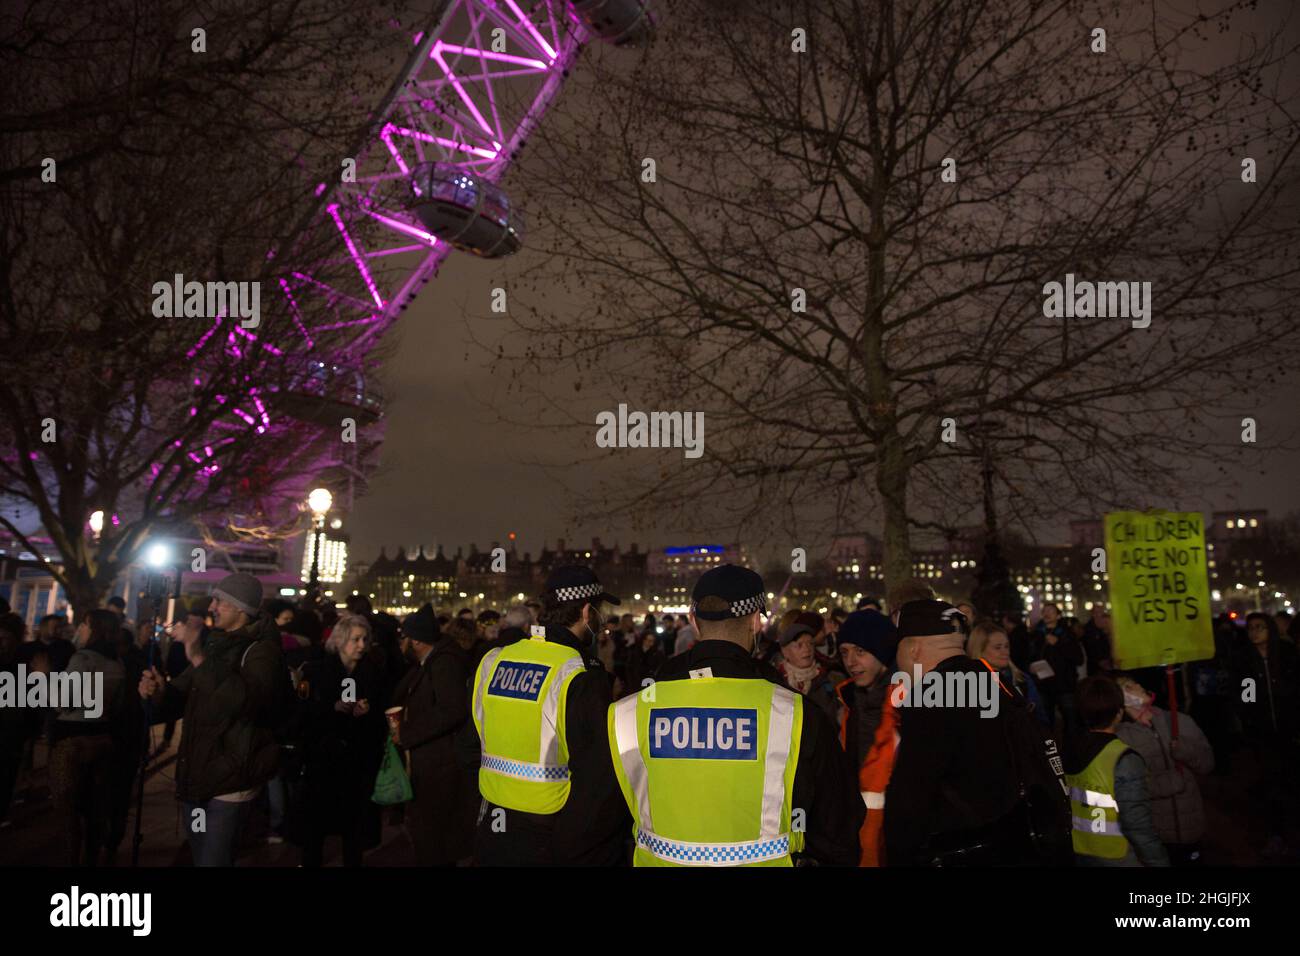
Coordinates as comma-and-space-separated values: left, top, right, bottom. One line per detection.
835, 674, 890, 772
469, 625, 630, 866
625, 642, 667, 693
884, 655, 1023, 866
1230, 635, 1300, 744
301, 652, 389, 823
155, 616, 285, 803
654, 640, 864, 866
1029, 623, 1084, 695
394, 637, 478, 865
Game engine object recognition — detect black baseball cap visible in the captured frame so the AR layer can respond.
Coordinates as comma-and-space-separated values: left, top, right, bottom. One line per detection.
691, 564, 766, 621
895, 599, 968, 639
543, 564, 620, 606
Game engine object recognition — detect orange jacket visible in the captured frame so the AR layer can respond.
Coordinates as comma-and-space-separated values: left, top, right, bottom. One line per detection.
837, 677, 904, 867
858, 687, 903, 866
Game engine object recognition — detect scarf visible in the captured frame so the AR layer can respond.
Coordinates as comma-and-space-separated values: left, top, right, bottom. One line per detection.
783, 659, 822, 695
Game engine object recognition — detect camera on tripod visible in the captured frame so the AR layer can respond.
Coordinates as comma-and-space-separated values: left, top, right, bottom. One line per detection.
145, 571, 171, 605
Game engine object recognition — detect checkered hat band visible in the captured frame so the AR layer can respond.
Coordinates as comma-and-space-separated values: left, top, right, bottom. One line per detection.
694, 593, 766, 618
636, 828, 790, 865
551, 582, 602, 602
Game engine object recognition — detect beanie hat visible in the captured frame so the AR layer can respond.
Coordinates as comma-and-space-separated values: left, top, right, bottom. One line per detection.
402, 603, 440, 645
212, 573, 264, 616
837, 610, 899, 664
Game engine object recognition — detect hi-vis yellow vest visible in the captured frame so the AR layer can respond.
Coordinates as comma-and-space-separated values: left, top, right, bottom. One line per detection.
1064, 737, 1133, 860
472, 632, 586, 815
608, 675, 804, 866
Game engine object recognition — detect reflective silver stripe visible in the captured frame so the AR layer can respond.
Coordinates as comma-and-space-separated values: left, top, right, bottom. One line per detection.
613, 693, 653, 831
473, 648, 504, 738
1070, 786, 1118, 809
539, 658, 585, 765
862, 791, 885, 810
635, 826, 790, 866
480, 751, 569, 782
761, 686, 796, 839
1071, 814, 1124, 836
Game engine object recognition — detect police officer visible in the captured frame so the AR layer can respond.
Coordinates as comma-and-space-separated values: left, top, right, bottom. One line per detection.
469, 565, 630, 865
608, 564, 863, 866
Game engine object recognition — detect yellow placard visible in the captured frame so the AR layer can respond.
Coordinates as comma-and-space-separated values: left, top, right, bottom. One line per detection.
1104, 511, 1215, 669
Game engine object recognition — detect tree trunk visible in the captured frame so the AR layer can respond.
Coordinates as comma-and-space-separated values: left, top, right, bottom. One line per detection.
66, 574, 104, 624
876, 431, 912, 596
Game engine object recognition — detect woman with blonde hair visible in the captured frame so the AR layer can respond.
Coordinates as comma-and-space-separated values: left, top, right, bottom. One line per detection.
967, 620, 1048, 725
299, 611, 388, 866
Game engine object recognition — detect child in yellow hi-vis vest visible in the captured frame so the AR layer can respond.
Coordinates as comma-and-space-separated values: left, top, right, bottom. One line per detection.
1063, 676, 1169, 867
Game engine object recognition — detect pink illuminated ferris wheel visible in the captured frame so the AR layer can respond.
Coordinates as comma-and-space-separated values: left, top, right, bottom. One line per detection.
182, 0, 651, 545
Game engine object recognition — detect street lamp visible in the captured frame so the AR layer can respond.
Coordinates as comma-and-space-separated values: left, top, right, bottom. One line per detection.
88, 510, 104, 540
307, 487, 333, 606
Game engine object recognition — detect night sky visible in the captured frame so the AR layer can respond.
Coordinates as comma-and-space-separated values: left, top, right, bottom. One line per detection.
349, 1, 1300, 566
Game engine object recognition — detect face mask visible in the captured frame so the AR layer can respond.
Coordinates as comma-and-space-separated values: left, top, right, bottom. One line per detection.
1123, 690, 1149, 710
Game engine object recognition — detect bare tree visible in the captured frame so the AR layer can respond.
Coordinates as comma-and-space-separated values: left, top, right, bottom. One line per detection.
497, 0, 1300, 590
0, 0, 417, 615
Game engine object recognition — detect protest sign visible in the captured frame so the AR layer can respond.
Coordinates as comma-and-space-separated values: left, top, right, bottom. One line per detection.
1104, 510, 1215, 668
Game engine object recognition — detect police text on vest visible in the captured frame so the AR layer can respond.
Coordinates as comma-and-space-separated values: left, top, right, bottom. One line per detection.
649, 707, 759, 760
488, 661, 550, 701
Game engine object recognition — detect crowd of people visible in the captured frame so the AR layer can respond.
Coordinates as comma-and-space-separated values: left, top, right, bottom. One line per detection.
0, 567, 1296, 868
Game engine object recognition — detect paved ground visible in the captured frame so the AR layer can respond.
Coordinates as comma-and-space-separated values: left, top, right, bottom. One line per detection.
0, 722, 420, 867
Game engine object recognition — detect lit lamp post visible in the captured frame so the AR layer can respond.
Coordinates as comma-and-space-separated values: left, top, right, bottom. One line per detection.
307, 487, 333, 607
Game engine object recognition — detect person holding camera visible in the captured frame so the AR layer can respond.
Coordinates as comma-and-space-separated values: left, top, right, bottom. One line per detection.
138, 573, 285, 866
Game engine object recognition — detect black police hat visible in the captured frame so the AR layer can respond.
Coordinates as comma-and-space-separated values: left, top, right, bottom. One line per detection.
691, 564, 766, 621
895, 599, 968, 639
543, 564, 620, 606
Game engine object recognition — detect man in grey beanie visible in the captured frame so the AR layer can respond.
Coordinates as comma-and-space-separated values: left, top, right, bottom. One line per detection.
139, 572, 286, 866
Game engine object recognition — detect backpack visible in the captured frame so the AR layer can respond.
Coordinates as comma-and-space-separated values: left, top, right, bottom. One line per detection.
998, 686, 1074, 865
239, 637, 300, 747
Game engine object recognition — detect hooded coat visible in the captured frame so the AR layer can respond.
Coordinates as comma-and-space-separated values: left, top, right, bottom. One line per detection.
156, 615, 286, 803
1115, 707, 1213, 846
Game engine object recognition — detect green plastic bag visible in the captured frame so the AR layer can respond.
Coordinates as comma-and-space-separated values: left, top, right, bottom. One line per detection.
371, 739, 414, 805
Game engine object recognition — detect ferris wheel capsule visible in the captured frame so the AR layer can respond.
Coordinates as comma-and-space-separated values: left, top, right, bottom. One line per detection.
407, 162, 524, 258
570, 0, 654, 46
